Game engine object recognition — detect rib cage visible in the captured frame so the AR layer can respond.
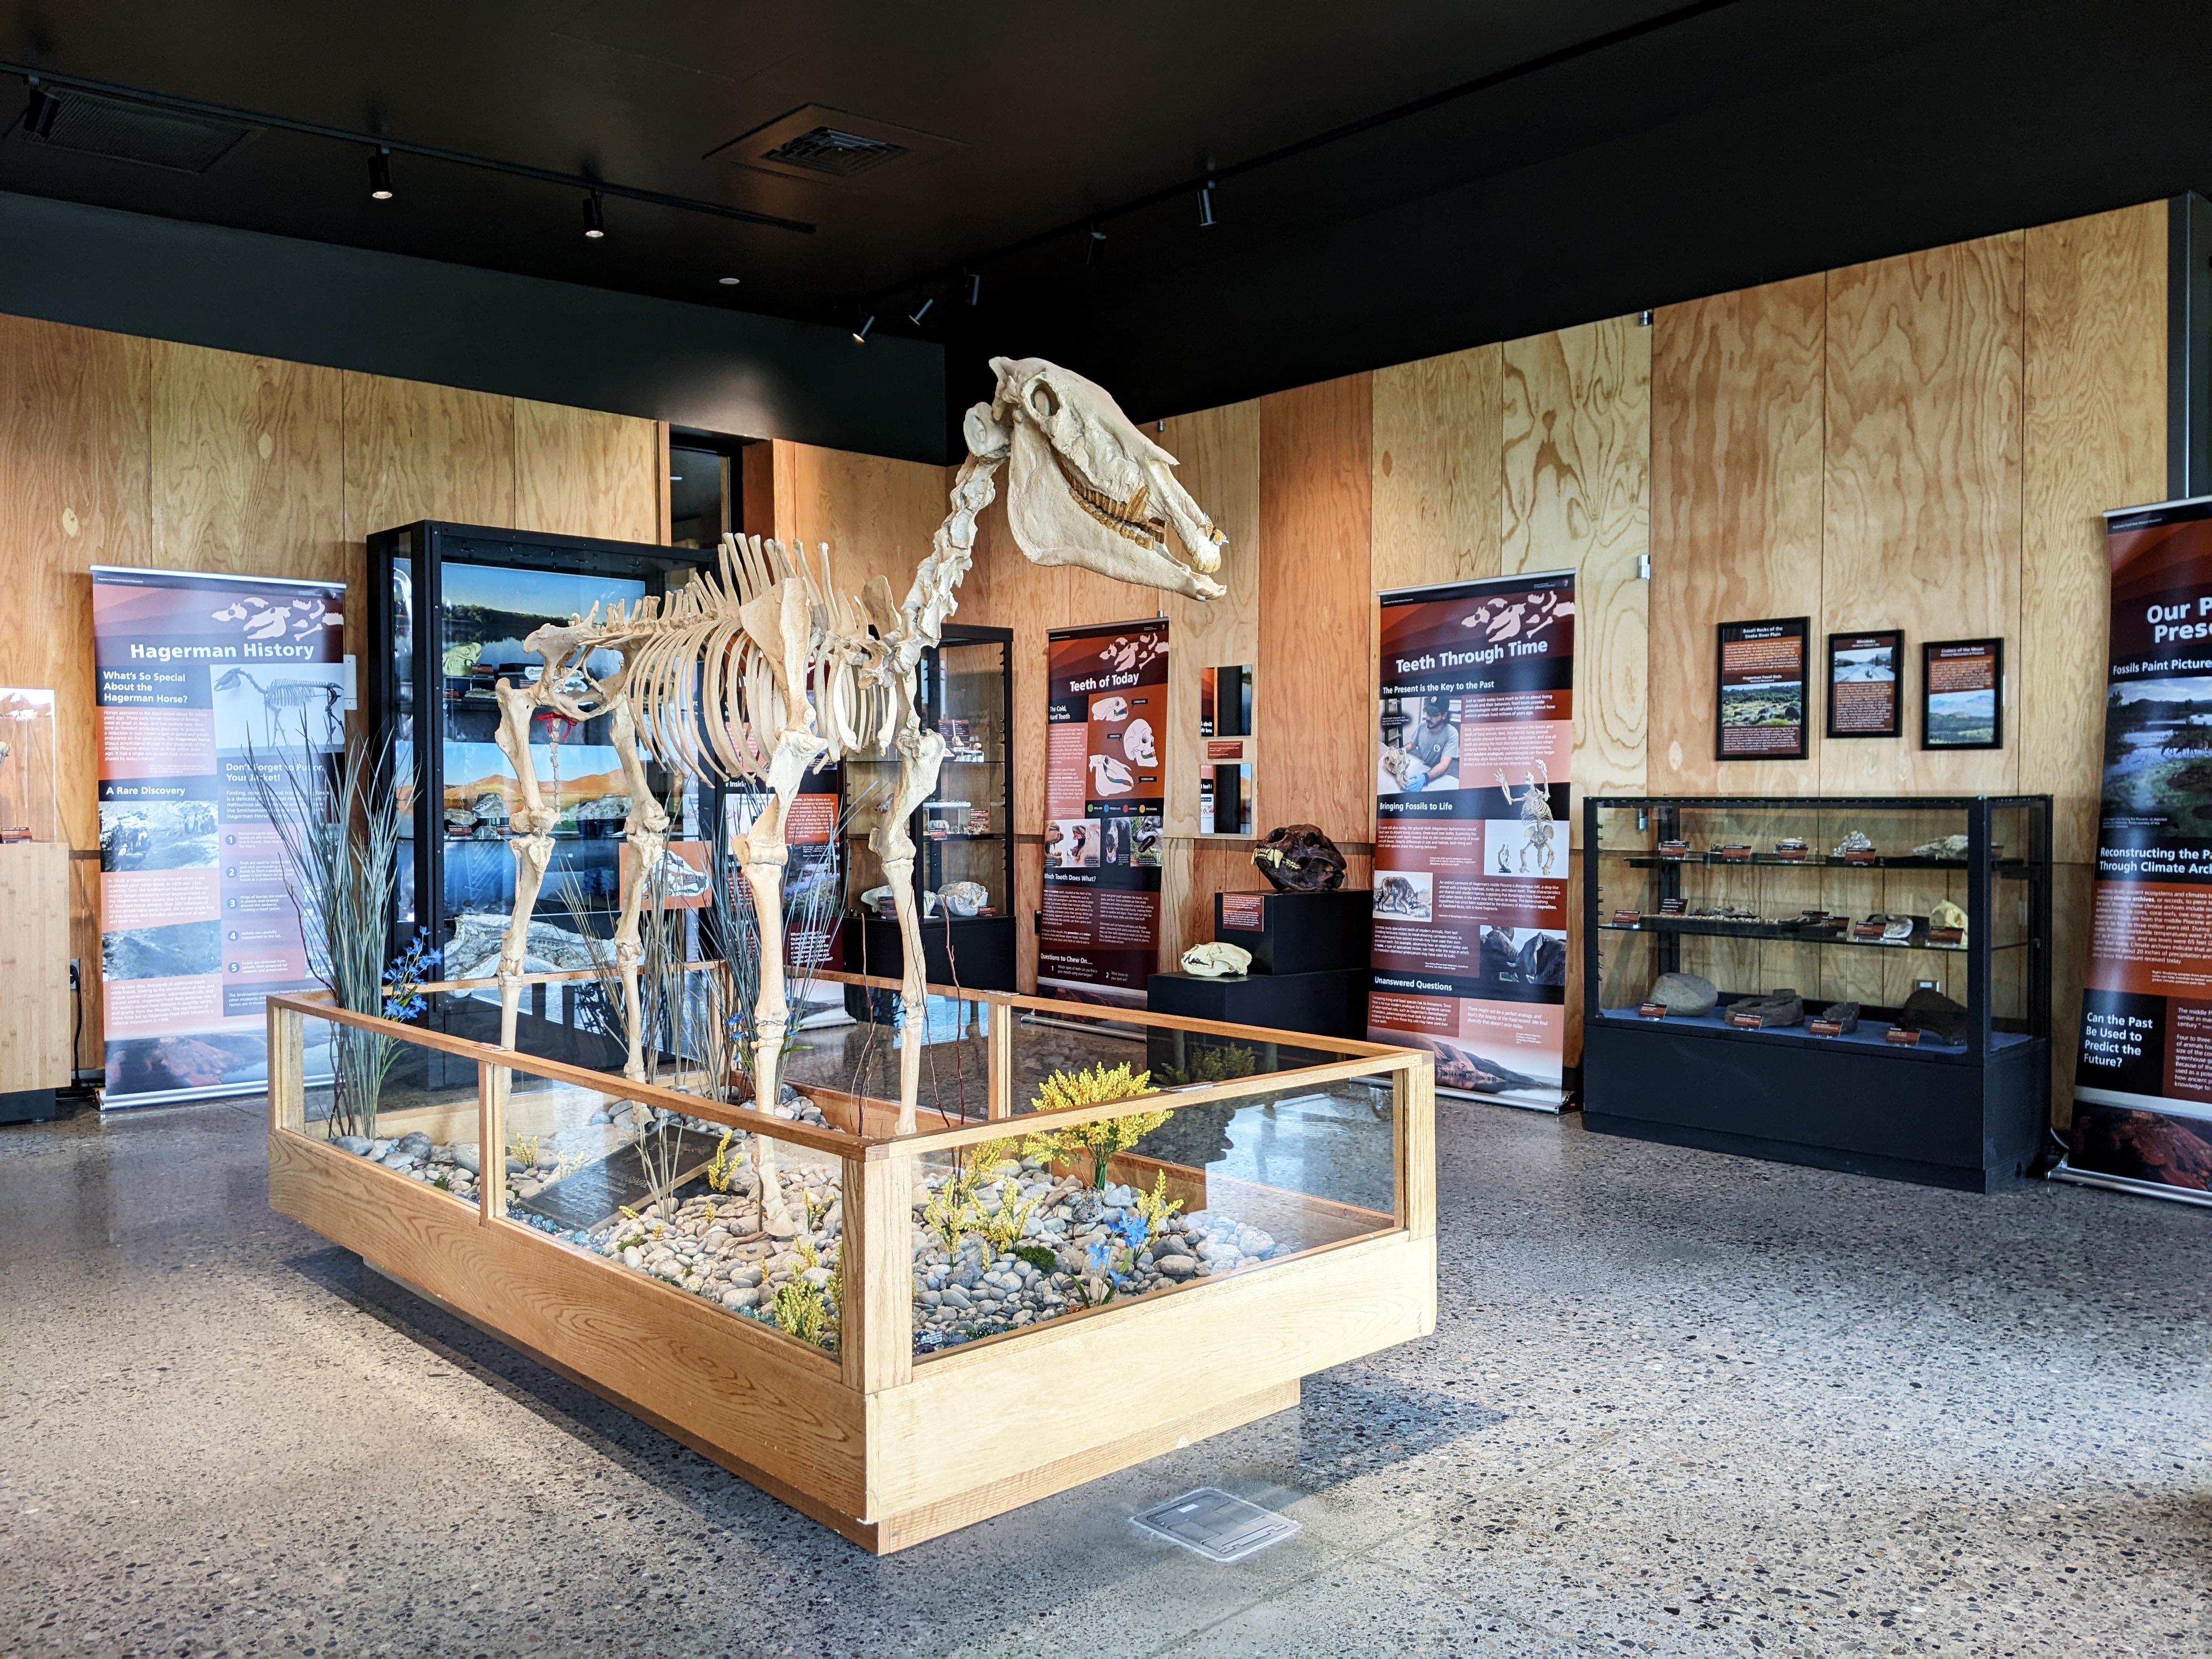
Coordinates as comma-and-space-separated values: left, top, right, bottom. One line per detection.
524, 532, 903, 785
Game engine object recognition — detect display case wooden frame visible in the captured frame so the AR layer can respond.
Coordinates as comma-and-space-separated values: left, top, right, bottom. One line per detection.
265, 972, 1435, 1553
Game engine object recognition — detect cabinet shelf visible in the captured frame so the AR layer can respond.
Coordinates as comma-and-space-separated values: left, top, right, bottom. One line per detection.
1596, 918, 1968, 951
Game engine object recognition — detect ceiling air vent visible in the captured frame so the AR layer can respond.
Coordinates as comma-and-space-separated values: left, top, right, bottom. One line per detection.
707, 104, 960, 187
23, 91, 253, 173
760, 125, 907, 180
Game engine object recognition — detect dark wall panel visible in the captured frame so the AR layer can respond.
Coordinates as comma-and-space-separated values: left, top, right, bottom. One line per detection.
0, 190, 947, 463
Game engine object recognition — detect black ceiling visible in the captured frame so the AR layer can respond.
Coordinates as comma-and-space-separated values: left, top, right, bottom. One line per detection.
4, 1, 2211, 434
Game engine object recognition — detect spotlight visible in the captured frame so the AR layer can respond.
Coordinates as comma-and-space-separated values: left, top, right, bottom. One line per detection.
368, 147, 394, 201
1085, 224, 1106, 267
22, 77, 58, 140
1198, 177, 1216, 228
908, 296, 933, 325
852, 313, 875, 344
717, 275, 741, 286
582, 191, 606, 239
966, 269, 981, 306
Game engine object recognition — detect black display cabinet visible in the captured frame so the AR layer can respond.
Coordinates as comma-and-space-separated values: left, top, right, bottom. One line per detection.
366, 521, 712, 1060
840, 625, 1016, 1007
1581, 795, 2051, 1192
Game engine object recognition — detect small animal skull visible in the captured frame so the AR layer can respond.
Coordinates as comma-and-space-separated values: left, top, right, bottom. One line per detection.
1122, 717, 1156, 765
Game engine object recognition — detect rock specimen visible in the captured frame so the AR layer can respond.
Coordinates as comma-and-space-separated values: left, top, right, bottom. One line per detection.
1815, 1002, 1861, 1033
1895, 986, 1968, 1045
1252, 824, 1347, 893
1832, 830, 1876, 858
1729, 988, 1804, 1028
1913, 832, 1971, 860
1649, 972, 1719, 1015
1179, 941, 1252, 978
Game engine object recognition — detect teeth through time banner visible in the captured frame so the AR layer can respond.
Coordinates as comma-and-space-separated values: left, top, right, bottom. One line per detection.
1372, 572, 1575, 1109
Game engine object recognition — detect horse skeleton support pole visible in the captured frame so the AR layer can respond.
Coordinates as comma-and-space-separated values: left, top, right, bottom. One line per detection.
488, 357, 1228, 1191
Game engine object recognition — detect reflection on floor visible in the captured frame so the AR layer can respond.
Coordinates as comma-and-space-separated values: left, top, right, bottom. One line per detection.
5, 1096, 2207, 1656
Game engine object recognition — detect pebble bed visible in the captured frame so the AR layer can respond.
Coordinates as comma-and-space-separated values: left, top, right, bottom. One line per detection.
323, 1099, 1289, 1357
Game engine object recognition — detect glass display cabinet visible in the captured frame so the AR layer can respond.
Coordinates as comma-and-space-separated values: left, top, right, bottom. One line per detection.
366, 522, 713, 1056
1582, 795, 2051, 1191
840, 624, 1016, 998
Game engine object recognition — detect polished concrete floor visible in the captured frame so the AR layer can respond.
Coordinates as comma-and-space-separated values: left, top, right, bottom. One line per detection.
2, 1094, 2207, 1658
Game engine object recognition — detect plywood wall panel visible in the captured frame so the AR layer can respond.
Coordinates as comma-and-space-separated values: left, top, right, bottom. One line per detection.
771, 440, 948, 605
1371, 345, 1503, 593
1821, 233, 2024, 797
515, 399, 661, 544
1257, 374, 1374, 843
342, 372, 516, 541
151, 343, 346, 580
2021, 204, 2168, 865
1502, 317, 1650, 821
0, 316, 152, 858
1158, 401, 1261, 839
1649, 275, 1827, 797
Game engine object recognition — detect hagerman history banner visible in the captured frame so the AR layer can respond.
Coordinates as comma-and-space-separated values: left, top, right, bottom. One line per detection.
2064, 498, 2212, 1201
1040, 619, 1167, 1003
1373, 572, 1575, 1109
93, 567, 349, 1107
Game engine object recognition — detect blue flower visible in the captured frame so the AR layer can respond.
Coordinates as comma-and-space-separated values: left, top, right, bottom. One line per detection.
1114, 1211, 1150, 1253
1085, 1240, 1114, 1273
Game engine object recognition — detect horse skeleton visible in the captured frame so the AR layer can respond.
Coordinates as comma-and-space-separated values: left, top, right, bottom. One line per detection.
489, 358, 1224, 1215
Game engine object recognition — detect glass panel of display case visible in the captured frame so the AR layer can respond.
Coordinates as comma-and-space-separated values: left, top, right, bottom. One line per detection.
389, 555, 417, 927
0, 687, 60, 843
781, 990, 995, 1125
909, 1070, 1396, 1356
1990, 800, 2044, 950
292, 1033, 479, 1214
1588, 797, 2051, 1059
435, 562, 657, 981
924, 637, 1010, 911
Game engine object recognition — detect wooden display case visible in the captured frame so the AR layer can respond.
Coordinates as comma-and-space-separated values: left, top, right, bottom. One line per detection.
265, 970, 1435, 1553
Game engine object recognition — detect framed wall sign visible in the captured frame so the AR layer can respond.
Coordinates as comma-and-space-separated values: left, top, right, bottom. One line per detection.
1825, 629, 1904, 740
1921, 637, 2004, 750
1716, 617, 1810, 760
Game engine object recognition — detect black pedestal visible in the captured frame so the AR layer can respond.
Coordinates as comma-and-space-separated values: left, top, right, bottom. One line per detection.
1213, 889, 1372, 975
841, 913, 1017, 1021
1146, 968, 1369, 1042
0, 1087, 58, 1125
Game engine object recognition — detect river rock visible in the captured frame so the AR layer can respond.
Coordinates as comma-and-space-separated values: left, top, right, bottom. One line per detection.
1649, 972, 1719, 1016
1155, 1254, 1199, 1278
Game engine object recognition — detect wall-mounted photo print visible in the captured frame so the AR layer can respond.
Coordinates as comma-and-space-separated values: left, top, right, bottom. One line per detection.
1716, 617, 1809, 760
1922, 639, 2004, 750
1826, 630, 1903, 740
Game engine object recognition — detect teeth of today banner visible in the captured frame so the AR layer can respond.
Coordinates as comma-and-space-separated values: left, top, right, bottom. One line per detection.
2062, 498, 2212, 1201
1039, 618, 1168, 1005
1372, 572, 1576, 1109
92, 566, 349, 1108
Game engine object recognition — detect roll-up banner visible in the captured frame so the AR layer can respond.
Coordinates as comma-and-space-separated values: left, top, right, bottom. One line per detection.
92, 567, 349, 1108
2059, 496, 2212, 1203
1040, 618, 1168, 1005
1373, 572, 1575, 1110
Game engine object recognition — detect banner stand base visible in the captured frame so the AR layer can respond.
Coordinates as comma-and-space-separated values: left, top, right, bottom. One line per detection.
2049, 1159, 2212, 1209
1440, 1086, 1575, 1116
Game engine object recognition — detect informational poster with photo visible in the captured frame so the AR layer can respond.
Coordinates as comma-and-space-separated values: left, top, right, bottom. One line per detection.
2065, 498, 2212, 1203
1921, 638, 2004, 750
1040, 619, 1167, 1003
1372, 572, 1575, 1109
1826, 630, 1903, 739
1716, 617, 1809, 760
92, 567, 348, 1107
721, 768, 844, 970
